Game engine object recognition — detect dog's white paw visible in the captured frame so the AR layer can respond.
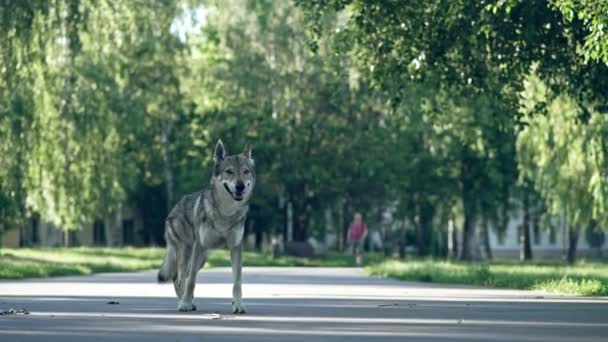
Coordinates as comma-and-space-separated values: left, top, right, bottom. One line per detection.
177, 300, 196, 312
232, 299, 247, 314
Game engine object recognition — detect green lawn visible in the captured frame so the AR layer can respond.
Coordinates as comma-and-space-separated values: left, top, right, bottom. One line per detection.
366, 259, 608, 296
0, 247, 164, 279
0, 247, 378, 280
2, 248, 607, 297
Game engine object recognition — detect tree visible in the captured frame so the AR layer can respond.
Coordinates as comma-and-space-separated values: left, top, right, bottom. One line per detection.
2, 0, 605, 258
184, 0, 395, 242
0, 1, 50, 240
517, 73, 608, 263
552, 0, 608, 63
0, 0, 190, 244
297, 0, 608, 260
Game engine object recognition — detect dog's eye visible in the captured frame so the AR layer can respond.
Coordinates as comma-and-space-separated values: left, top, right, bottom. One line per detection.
243, 169, 250, 174
225, 169, 233, 175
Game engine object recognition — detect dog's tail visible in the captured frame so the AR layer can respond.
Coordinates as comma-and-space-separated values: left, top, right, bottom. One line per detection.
157, 243, 177, 283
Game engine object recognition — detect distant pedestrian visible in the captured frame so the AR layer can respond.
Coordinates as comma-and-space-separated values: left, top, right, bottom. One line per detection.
348, 212, 368, 266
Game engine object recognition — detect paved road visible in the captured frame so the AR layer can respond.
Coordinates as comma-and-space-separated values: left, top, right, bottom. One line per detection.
1, 267, 607, 341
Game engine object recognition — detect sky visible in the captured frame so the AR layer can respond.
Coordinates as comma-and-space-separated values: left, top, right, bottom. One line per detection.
170, 4, 208, 42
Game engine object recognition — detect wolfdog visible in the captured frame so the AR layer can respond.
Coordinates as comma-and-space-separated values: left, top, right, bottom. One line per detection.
158, 140, 255, 313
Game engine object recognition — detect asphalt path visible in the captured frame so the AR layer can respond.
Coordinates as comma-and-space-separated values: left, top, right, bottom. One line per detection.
1, 267, 607, 341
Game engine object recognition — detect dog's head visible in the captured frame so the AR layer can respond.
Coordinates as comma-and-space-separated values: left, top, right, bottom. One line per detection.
213, 139, 255, 202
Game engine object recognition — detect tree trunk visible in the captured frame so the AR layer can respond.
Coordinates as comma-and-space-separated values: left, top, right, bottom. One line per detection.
459, 149, 478, 261
567, 226, 579, 264
520, 191, 533, 261
161, 120, 174, 212
481, 216, 493, 260
447, 217, 458, 259
341, 201, 350, 252
416, 200, 434, 256
0, 224, 4, 254
251, 220, 262, 251
398, 226, 406, 259
336, 203, 343, 252
292, 200, 308, 242
284, 200, 292, 244
460, 212, 476, 260
63, 230, 70, 247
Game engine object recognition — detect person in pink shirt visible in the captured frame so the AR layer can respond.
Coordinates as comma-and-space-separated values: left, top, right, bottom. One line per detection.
348, 212, 368, 266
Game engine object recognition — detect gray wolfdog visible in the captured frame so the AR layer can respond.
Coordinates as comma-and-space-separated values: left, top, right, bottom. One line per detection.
158, 140, 255, 313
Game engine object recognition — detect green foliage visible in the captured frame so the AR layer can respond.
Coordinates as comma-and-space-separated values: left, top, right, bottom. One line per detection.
1, 0, 607, 262
184, 0, 399, 240
551, 0, 608, 63
0, 1, 190, 232
298, 1, 608, 99
297, 0, 608, 261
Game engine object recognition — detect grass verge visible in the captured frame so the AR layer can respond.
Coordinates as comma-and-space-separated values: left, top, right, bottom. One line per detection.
365, 259, 608, 296
4, 248, 605, 297
0, 247, 380, 280
0, 247, 164, 279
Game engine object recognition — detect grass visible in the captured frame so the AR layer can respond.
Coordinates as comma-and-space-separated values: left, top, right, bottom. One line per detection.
0, 247, 164, 279
0, 247, 381, 280
2, 248, 606, 297
365, 259, 608, 296
208, 250, 385, 268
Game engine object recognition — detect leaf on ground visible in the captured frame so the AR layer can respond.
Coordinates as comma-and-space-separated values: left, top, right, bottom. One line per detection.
377, 303, 399, 307
0, 308, 30, 315
210, 313, 230, 320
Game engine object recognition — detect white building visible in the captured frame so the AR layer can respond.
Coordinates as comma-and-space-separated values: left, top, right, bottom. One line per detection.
488, 213, 606, 259
1, 205, 145, 248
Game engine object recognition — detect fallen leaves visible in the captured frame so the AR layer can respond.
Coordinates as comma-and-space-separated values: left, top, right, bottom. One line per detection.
0, 308, 30, 316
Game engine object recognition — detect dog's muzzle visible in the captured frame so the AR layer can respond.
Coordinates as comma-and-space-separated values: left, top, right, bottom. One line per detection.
224, 183, 244, 201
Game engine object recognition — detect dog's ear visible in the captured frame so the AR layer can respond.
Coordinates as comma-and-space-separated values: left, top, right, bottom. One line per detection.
243, 143, 252, 160
214, 139, 226, 163
243, 143, 254, 166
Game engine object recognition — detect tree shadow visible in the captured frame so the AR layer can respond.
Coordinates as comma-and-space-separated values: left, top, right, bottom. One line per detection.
1, 295, 607, 341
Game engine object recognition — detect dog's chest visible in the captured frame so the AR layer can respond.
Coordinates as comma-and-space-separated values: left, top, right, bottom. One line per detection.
198, 221, 244, 248
192, 190, 247, 249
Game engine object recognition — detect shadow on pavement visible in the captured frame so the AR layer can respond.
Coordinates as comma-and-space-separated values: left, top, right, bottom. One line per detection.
1, 295, 607, 342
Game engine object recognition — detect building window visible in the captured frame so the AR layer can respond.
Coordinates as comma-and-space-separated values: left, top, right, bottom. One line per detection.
69, 231, 79, 246
533, 221, 541, 245
549, 225, 557, 245
497, 232, 505, 246
31, 215, 39, 244
93, 220, 106, 245
122, 220, 134, 245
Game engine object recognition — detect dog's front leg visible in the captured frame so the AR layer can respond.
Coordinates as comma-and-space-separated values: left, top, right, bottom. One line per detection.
230, 244, 246, 313
177, 243, 207, 312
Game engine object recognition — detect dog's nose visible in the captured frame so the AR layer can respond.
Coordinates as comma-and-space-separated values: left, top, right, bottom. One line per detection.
235, 182, 245, 193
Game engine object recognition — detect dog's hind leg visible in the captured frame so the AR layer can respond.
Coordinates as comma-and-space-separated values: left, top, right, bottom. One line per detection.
158, 242, 177, 283
158, 221, 179, 283
177, 243, 207, 312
